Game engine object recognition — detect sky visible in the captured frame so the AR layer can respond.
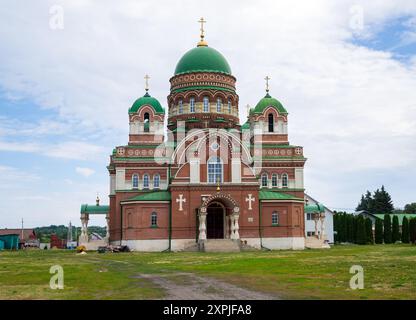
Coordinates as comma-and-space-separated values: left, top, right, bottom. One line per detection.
1, 0, 416, 228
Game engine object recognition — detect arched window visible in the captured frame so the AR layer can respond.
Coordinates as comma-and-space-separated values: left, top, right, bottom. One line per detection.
203, 96, 209, 112
151, 212, 157, 227
272, 211, 279, 225
207, 156, 223, 183
144, 113, 150, 133
228, 99, 232, 113
153, 174, 160, 189
282, 173, 288, 187
143, 174, 149, 189
261, 173, 268, 187
272, 174, 278, 187
268, 113, 274, 132
216, 98, 222, 112
178, 99, 183, 114
132, 174, 139, 189
190, 97, 195, 113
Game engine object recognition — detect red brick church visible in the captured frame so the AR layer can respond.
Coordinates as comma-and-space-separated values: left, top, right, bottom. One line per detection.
93, 20, 308, 251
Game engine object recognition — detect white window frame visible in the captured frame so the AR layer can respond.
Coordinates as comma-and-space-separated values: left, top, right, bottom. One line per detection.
207, 156, 223, 184
216, 98, 222, 112
203, 96, 209, 112
261, 173, 268, 187
272, 211, 279, 225
132, 174, 139, 189
151, 212, 157, 227
153, 174, 160, 189
190, 97, 195, 113
178, 99, 183, 114
143, 174, 150, 189
282, 173, 288, 188
271, 174, 278, 187
228, 99, 232, 113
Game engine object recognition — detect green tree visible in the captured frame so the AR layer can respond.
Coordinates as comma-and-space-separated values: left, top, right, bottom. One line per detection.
409, 219, 416, 244
392, 215, 400, 243
372, 186, 394, 214
375, 218, 383, 244
356, 216, 367, 245
401, 216, 409, 243
404, 203, 416, 214
356, 191, 374, 212
352, 216, 358, 243
346, 214, 354, 243
383, 214, 392, 244
365, 218, 373, 244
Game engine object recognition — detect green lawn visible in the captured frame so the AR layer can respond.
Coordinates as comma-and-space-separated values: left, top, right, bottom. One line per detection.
0, 244, 415, 299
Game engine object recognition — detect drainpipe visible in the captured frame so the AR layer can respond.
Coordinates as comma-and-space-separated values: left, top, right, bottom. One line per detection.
119, 203, 123, 246
163, 163, 172, 252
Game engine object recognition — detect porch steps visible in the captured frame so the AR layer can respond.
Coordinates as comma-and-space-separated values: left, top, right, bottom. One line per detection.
305, 237, 330, 249
204, 239, 241, 252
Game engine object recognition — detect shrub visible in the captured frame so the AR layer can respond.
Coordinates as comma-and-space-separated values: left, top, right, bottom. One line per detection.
401, 216, 409, 243
392, 215, 400, 243
383, 214, 392, 244
375, 218, 383, 244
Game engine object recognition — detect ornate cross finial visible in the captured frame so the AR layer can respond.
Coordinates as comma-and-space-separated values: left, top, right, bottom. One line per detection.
197, 17, 208, 47
265, 76, 271, 93
144, 74, 150, 92
96, 192, 100, 206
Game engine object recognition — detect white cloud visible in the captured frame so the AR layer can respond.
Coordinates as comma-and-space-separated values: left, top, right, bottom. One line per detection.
0, 139, 105, 160
75, 166, 95, 177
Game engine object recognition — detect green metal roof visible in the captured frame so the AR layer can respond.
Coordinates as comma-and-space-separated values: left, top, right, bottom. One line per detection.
259, 190, 304, 201
305, 203, 325, 214
174, 46, 232, 75
80, 204, 109, 215
373, 214, 416, 225
241, 121, 250, 129
123, 191, 171, 202
129, 92, 165, 114
253, 93, 288, 115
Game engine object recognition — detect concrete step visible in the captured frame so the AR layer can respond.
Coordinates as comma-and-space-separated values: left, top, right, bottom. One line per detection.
204, 239, 241, 252
305, 237, 330, 249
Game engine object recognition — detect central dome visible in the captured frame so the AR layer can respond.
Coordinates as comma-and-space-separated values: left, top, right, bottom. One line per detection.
174, 46, 232, 75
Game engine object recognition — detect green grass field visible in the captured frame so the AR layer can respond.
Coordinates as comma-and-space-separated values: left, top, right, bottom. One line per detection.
0, 244, 415, 300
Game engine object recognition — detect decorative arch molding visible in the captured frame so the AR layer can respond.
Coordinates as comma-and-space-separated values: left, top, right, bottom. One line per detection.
200, 193, 239, 214
171, 128, 252, 167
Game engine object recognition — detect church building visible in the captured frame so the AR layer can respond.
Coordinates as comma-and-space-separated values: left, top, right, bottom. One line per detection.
82, 19, 319, 252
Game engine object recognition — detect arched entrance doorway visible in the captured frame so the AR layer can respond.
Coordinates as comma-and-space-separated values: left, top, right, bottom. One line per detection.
206, 202, 225, 239
198, 193, 240, 243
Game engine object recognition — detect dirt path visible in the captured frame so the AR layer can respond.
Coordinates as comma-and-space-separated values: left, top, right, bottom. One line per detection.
136, 273, 278, 300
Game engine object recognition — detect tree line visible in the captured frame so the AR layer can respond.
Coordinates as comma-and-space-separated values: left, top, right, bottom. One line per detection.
35, 225, 106, 243
356, 185, 416, 214
334, 213, 416, 244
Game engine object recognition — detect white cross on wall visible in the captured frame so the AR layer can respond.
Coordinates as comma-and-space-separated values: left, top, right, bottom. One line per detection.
176, 194, 186, 211
245, 194, 255, 210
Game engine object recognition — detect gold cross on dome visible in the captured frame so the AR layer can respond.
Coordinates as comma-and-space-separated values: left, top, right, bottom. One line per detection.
144, 74, 150, 92
197, 17, 208, 46
265, 76, 270, 93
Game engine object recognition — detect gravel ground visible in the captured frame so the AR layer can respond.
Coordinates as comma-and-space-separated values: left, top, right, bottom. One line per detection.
136, 273, 278, 300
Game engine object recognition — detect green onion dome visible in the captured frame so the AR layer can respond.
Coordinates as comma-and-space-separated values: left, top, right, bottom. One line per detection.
174, 46, 232, 75
253, 93, 288, 115
128, 92, 164, 114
